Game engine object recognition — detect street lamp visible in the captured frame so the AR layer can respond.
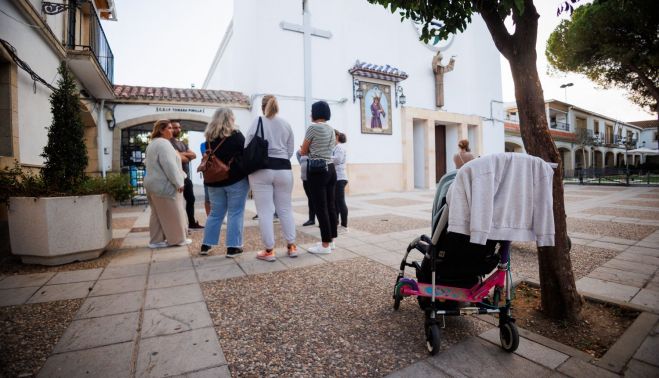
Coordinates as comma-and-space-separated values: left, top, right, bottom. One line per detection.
560, 83, 574, 103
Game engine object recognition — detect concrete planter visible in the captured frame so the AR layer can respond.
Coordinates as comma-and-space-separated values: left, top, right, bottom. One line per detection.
8, 194, 112, 265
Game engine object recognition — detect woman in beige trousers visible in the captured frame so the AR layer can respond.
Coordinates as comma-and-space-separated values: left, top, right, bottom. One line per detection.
144, 119, 191, 248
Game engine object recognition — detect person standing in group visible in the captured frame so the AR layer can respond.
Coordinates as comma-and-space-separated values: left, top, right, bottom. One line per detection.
246, 95, 297, 261
333, 130, 348, 233
300, 101, 337, 255
199, 141, 211, 217
144, 120, 190, 248
200, 108, 249, 257
453, 139, 475, 169
170, 120, 204, 230
296, 150, 315, 227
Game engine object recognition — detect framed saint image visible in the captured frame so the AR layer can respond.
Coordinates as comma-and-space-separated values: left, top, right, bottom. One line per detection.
360, 81, 393, 135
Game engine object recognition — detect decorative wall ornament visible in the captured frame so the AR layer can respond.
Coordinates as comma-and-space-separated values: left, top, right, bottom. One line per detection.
359, 81, 393, 135
42, 1, 80, 15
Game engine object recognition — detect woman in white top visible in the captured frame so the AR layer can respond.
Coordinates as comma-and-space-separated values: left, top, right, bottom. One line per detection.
453, 139, 475, 169
333, 130, 348, 233
144, 119, 190, 248
245, 95, 298, 262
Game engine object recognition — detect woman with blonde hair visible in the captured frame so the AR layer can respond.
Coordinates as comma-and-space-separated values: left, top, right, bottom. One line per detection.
200, 108, 249, 257
144, 119, 190, 248
453, 139, 475, 169
245, 95, 297, 261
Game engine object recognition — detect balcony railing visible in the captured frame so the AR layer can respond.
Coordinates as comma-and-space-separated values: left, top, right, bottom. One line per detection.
73, 6, 114, 83
550, 121, 570, 131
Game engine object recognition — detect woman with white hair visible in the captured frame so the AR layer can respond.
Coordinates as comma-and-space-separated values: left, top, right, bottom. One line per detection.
200, 108, 249, 257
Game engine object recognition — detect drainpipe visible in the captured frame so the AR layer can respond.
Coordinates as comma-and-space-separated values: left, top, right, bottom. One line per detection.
67, 0, 78, 49
97, 99, 106, 177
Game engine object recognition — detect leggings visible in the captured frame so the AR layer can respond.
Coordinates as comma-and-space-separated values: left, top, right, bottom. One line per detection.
335, 180, 348, 227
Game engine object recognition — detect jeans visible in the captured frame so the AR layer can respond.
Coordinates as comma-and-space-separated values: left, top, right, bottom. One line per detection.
335, 180, 348, 227
202, 178, 249, 248
308, 164, 337, 243
183, 178, 196, 226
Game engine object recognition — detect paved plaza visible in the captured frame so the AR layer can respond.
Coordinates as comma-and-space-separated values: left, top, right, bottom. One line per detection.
1, 185, 658, 377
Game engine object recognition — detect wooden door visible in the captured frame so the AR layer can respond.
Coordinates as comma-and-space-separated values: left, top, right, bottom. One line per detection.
435, 124, 446, 182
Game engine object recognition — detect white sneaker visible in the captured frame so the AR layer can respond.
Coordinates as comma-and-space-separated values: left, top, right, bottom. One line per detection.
148, 241, 168, 249
176, 238, 192, 246
338, 226, 349, 234
308, 243, 332, 255
330, 241, 336, 250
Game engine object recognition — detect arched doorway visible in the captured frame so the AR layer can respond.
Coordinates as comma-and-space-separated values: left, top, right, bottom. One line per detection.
593, 150, 603, 168
114, 115, 211, 201
605, 152, 614, 168
574, 148, 588, 169
616, 153, 625, 167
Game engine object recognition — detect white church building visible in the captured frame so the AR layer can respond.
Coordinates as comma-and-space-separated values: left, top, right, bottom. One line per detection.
203, 0, 505, 194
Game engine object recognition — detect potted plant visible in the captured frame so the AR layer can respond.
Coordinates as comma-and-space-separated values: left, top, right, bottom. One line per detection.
0, 62, 132, 265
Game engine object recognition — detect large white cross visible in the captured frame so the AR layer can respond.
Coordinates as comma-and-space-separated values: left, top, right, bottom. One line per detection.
280, 0, 332, 127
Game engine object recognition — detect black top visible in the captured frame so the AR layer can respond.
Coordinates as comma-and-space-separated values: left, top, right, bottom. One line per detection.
170, 138, 190, 175
205, 131, 247, 187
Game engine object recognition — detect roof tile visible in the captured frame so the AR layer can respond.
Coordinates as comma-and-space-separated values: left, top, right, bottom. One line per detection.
112, 85, 250, 106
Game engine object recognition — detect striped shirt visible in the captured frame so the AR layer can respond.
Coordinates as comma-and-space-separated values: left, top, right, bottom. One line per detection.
304, 123, 336, 162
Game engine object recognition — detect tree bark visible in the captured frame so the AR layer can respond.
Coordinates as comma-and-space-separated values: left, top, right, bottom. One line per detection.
478, 0, 583, 321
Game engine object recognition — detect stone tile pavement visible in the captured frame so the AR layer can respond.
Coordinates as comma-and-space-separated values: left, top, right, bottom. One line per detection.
1, 184, 658, 377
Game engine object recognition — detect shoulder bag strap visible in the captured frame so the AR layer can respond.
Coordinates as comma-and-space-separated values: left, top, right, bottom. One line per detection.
257, 117, 264, 139
208, 137, 227, 156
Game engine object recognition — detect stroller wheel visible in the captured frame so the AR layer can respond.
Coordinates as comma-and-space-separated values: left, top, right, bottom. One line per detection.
393, 281, 413, 311
500, 322, 519, 352
425, 324, 441, 355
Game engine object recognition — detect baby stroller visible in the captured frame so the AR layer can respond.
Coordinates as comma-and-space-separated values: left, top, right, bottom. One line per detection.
393, 153, 556, 355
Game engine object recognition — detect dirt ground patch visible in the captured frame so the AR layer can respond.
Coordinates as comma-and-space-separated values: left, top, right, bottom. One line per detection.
0, 299, 83, 377
512, 283, 638, 358
567, 218, 658, 240
202, 258, 492, 377
349, 214, 429, 235
614, 199, 659, 208
584, 207, 659, 220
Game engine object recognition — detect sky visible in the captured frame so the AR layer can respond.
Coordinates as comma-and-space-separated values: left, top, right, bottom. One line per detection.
102, 0, 655, 123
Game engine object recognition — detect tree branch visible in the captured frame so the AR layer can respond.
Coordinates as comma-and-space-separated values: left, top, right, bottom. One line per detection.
628, 64, 659, 103
472, 0, 513, 58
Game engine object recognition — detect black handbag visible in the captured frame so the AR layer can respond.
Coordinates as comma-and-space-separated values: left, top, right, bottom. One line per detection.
307, 158, 328, 174
242, 117, 269, 174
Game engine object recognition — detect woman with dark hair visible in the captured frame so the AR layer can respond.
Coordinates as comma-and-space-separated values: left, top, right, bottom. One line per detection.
300, 101, 337, 254
144, 119, 190, 248
333, 130, 348, 233
200, 108, 249, 257
246, 95, 297, 261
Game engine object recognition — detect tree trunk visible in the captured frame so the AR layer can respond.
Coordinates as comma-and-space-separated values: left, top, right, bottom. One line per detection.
509, 51, 583, 321
477, 0, 582, 321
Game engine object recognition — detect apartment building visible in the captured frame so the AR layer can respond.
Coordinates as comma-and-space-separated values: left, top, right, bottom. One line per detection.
504, 99, 649, 173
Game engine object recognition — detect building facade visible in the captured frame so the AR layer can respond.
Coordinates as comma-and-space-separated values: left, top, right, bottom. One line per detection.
0, 0, 116, 174
203, 0, 506, 194
504, 100, 648, 174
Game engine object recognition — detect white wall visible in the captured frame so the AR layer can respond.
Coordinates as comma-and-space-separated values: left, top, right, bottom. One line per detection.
1, 0, 66, 165
208, 0, 504, 166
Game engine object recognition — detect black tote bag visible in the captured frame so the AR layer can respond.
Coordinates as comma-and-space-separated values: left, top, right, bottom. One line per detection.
242, 117, 269, 174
